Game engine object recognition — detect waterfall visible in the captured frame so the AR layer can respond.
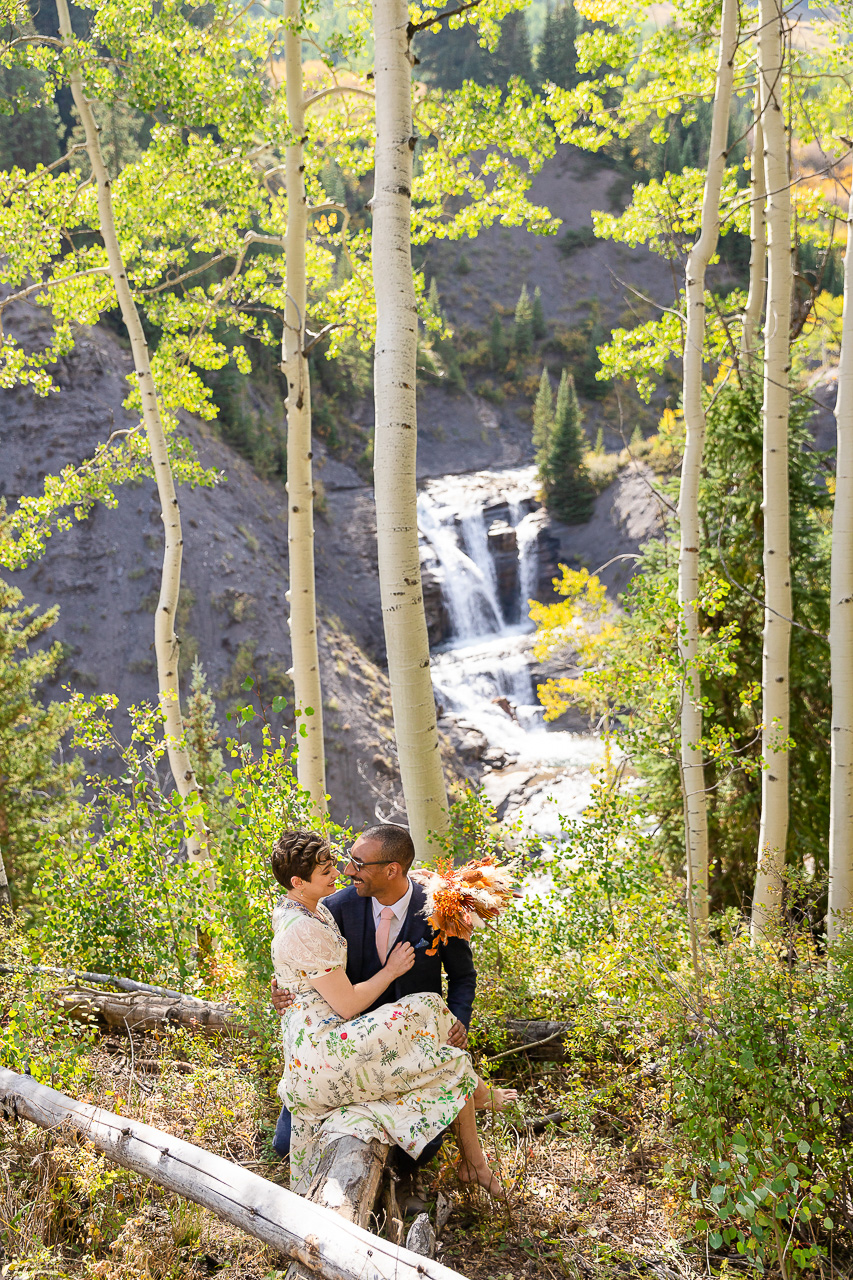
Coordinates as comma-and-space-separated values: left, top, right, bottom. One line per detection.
418, 463, 605, 841
417, 491, 502, 639
516, 511, 541, 626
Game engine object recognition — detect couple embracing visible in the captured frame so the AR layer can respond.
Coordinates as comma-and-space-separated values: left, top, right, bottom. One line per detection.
269, 824, 515, 1196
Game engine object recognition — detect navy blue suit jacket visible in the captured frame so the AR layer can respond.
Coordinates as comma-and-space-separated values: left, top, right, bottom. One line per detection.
323, 881, 476, 1028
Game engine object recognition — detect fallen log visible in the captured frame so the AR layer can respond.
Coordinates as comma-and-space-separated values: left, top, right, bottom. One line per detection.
489, 1020, 568, 1062
285, 1135, 391, 1280
0, 964, 192, 1000
51, 986, 248, 1037
0, 1068, 464, 1280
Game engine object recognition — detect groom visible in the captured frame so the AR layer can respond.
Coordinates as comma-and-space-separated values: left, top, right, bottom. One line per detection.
270, 822, 477, 1158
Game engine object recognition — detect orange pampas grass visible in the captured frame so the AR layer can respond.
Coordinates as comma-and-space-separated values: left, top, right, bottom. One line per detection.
412, 856, 517, 954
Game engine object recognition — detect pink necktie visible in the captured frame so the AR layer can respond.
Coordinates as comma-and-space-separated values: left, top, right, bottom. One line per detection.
376, 907, 395, 963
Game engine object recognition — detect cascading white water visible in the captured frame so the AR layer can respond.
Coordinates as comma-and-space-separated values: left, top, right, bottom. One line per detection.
418, 467, 604, 840
418, 491, 502, 639
515, 511, 541, 626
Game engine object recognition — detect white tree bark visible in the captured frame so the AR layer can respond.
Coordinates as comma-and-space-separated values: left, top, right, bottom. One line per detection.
751, 0, 793, 939
55, 0, 205, 862
282, 0, 327, 812
0, 839, 12, 920
677, 0, 739, 945
740, 95, 766, 370
371, 0, 449, 856
828, 177, 853, 944
0, 1069, 464, 1280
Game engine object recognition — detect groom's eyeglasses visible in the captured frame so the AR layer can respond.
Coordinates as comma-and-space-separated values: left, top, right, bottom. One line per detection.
336, 849, 393, 873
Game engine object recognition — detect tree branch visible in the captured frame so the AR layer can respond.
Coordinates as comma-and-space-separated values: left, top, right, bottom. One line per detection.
407, 0, 484, 37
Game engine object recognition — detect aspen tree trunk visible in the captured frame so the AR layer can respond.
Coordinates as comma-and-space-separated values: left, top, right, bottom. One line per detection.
55, 0, 205, 862
827, 178, 853, 944
0, 840, 12, 921
751, 0, 793, 939
282, 0, 327, 811
677, 0, 739, 947
740, 96, 766, 370
371, 0, 449, 856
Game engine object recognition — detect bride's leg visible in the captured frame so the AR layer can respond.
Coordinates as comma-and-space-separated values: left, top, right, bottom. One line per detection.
472, 1077, 518, 1112
451, 1097, 503, 1197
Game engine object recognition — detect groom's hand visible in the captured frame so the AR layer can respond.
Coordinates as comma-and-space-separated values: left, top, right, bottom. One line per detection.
447, 1019, 468, 1049
270, 977, 294, 1016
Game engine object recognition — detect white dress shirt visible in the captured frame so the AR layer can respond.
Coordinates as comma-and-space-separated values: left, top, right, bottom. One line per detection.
371, 877, 413, 954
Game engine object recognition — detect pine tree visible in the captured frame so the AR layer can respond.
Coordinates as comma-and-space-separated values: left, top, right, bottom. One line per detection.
537, 1, 580, 91
532, 285, 547, 340
594, 426, 604, 454
546, 371, 595, 523
427, 276, 442, 321
533, 368, 554, 487
514, 284, 534, 356
490, 10, 534, 88
0, 580, 82, 909
489, 313, 507, 371
0, 66, 62, 171
185, 658, 225, 804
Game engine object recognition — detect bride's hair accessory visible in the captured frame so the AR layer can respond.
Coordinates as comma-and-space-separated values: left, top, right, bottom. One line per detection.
411, 856, 517, 954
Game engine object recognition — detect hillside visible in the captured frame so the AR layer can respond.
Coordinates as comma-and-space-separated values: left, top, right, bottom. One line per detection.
3, 144, 680, 825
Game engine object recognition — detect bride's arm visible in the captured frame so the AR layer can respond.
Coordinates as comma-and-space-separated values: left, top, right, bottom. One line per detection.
311, 942, 415, 1019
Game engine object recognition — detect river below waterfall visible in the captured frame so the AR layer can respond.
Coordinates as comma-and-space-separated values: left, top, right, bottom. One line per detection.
418, 466, 604, 843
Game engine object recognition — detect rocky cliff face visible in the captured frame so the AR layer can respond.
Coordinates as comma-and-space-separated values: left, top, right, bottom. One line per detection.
2, 144, 679, 827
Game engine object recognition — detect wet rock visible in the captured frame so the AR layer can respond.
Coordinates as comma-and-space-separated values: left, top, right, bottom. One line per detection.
487, 518, 517, 554
421, 563, 451, 646
458, 727, 489, 761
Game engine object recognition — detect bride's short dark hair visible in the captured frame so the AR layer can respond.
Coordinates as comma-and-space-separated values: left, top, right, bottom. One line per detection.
272, 829, 331, 889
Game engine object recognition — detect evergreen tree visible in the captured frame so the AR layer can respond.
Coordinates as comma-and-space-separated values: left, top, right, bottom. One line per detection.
489, 10, 534, 88
537, 1, 580, 91
514, 284, 534, 356
489, 313, 507, 371
415, 8, 533, 92
0, 66, 62, 171
0, 580, 82, 909
533, 368, 554, 487
185, 658, 226, 805
427, 276, 442, 321
532, 285, 547, 340
546, 371, 595, 523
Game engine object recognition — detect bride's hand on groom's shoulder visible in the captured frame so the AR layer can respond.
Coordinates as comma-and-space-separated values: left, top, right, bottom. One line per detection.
384, 941, 416, 979
270, 977, 294, 1016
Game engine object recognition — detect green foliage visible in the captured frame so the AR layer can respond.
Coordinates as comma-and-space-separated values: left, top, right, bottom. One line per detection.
557, 224, 595, 257
0, 579, 83, 910
513, 282, 534, 356
532, 382, 831, 908
533, 367, 553, 484
30, 694, 350, 991
489, 312, 508, 371
679, 918, 853, 1276
415, 7, 534, 92
185, 659, 227, 809
531, 284, 546, 339
0, 64, 62, 171
545, 371, 595, 523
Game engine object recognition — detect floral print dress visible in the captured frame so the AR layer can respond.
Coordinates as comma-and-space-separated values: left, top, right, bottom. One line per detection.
272, 898, 477, 1190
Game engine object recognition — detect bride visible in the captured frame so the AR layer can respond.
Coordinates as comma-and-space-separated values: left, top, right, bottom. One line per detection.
271, 828, 505, 1195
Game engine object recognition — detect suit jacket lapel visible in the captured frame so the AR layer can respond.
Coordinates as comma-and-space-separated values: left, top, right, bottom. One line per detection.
398, 881, 426, 945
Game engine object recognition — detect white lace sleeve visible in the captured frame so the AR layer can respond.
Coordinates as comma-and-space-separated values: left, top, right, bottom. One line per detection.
272, 914, 345, 980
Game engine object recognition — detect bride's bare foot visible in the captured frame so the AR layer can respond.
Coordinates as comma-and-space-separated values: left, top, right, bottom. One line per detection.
473, 1081, 518, 1112
457, 1158, 504, 1198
